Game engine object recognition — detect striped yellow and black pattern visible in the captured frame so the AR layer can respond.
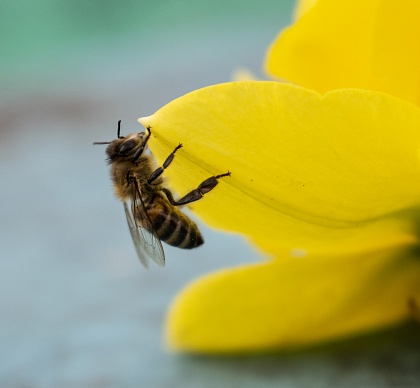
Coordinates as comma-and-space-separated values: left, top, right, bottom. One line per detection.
145, 193, 204, 249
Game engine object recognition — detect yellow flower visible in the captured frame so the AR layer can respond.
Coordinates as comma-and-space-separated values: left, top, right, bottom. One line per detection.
138, 0, 420, 353
266, 0, 420, 106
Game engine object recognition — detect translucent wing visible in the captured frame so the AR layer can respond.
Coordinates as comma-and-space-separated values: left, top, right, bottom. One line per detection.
123, 182, 165, 268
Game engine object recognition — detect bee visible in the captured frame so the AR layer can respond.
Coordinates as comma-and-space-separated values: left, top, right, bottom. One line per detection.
94, 120, 231, 267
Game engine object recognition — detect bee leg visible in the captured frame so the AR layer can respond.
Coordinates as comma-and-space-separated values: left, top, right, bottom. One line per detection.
162, 171, 231, 206
132, 126, 152, 162
147, 143, 183, 184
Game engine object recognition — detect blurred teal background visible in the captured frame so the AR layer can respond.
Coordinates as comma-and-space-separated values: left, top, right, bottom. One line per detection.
1, 0, 419, 386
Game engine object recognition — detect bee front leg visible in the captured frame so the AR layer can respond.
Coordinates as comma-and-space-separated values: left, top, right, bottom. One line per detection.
162, 171, 231, 206
148, 143, 183, 184
132, 126, 152, 162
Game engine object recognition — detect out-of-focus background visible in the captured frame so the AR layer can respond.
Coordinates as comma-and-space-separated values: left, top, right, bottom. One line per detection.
1, 0, 419, 386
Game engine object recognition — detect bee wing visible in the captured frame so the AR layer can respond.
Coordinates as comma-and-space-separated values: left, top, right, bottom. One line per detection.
124, 202, 150, 268
123, 183, 165, 268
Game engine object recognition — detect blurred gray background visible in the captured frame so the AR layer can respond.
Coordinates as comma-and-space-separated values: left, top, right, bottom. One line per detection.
1, 0, 419, 386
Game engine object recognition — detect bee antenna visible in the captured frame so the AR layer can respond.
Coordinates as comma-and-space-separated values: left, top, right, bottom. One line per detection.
117, 120, 124, 139
93, 119, 124, 145
93, 141, 111, 145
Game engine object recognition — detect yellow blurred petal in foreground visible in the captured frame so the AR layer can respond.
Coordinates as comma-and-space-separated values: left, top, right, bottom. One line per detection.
166, 246, 420, 353
266, 0, 420, 106
139, 81, 420, 258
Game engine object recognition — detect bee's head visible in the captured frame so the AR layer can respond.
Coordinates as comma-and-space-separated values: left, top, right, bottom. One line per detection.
94, 120, 151, 162
106, 132, 148, 160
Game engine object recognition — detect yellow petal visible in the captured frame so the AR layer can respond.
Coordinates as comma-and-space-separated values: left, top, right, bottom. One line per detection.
294, 0, 318, 20
166, 247, 420, 353
139, 81, 420, 256
265, 0, 420, 106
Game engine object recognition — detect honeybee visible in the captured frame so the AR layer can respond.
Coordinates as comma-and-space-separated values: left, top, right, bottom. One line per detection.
94, 120, 231, 267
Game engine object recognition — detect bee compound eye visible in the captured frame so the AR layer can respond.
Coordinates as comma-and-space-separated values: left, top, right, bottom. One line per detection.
119, 139, 137, 156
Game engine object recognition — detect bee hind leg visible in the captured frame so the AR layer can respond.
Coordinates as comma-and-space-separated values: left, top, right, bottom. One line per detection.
161, 171, 231, 206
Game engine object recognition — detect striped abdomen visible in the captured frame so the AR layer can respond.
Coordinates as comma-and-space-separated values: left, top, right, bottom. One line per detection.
146, 195, 204, 249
